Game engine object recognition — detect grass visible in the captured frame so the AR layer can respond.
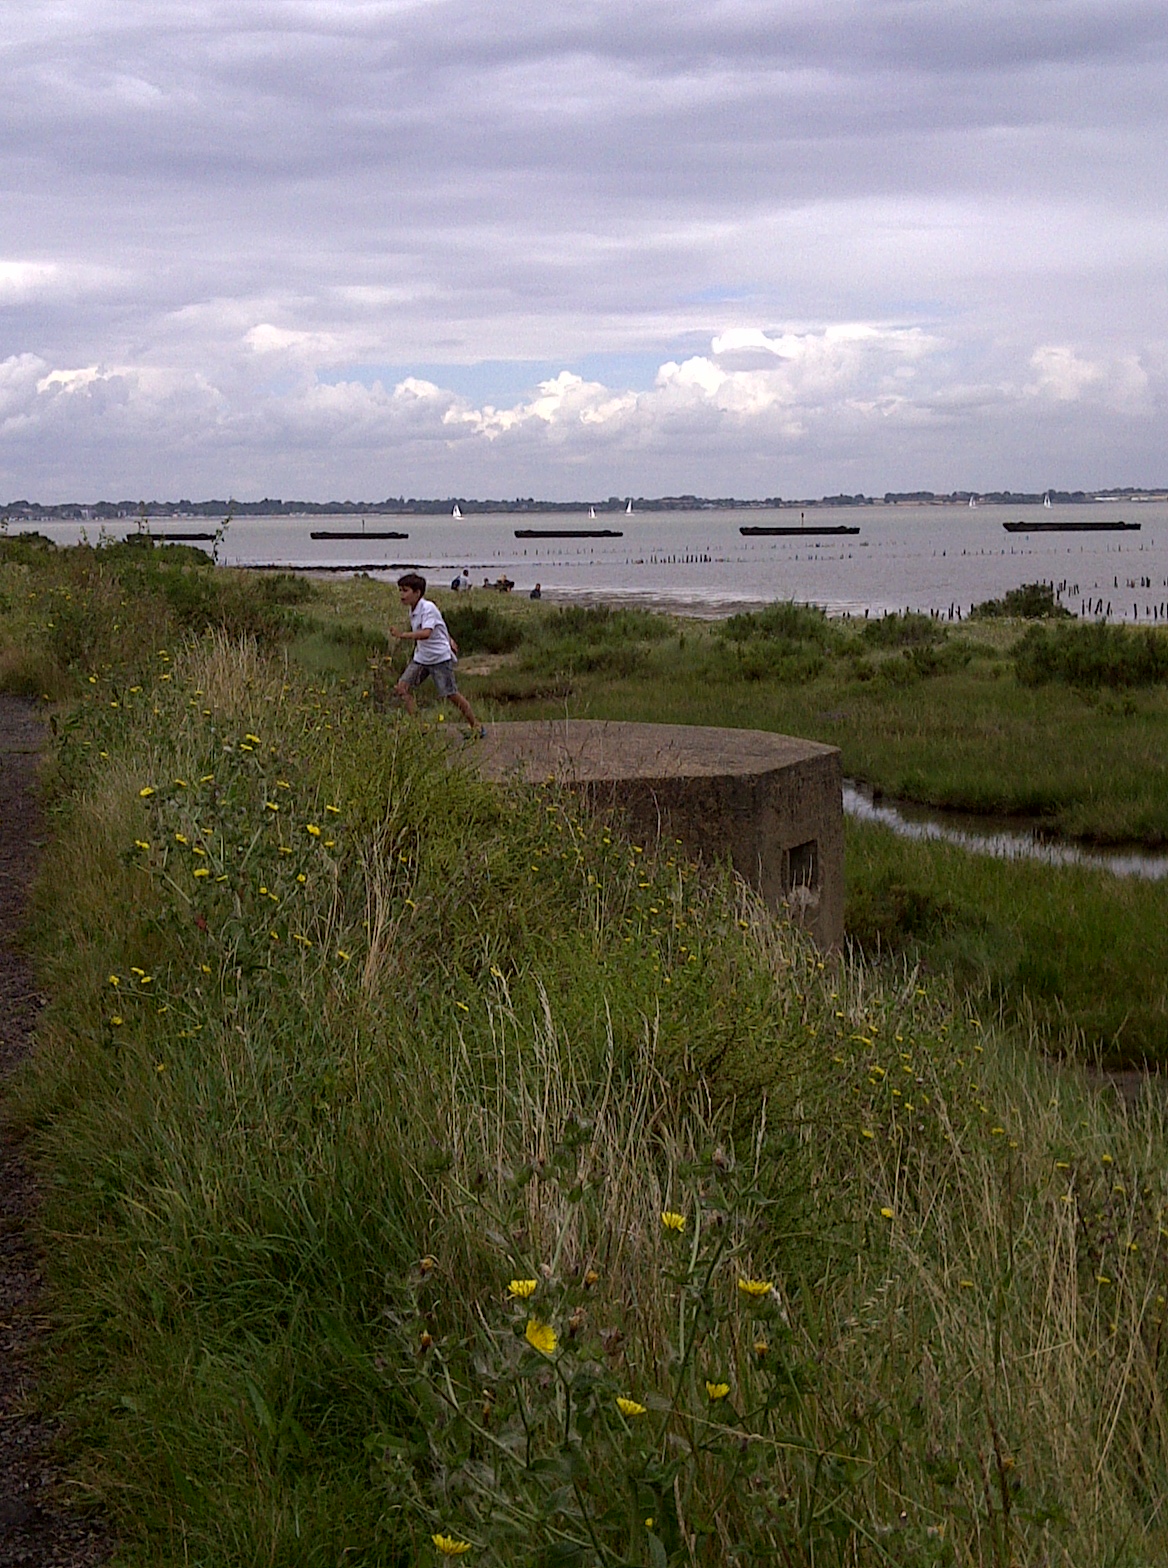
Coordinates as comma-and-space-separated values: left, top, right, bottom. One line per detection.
5, 549, 1168, 1561
845, 818, 1168, 1067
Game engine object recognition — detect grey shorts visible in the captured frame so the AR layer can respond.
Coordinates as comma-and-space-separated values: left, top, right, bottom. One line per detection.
398, 657, 459, 697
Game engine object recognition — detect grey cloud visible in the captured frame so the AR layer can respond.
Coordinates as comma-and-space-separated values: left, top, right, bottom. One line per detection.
2, 1, 1167, 497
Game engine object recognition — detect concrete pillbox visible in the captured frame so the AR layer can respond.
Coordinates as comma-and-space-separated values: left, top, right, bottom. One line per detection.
470, 720, 843, 950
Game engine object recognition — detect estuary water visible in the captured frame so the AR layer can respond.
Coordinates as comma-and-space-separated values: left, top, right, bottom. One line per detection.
22, 500, 1168, 622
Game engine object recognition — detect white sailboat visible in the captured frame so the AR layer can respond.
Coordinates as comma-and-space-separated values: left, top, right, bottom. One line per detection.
452, 503, 462, 519
968, 496, 977, 508
1043, 493, 1052, 509
625, 498, 633, 516
588, 505, 596, 520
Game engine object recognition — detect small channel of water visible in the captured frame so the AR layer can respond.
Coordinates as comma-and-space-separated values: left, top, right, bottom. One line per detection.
843, 782, 1168, 881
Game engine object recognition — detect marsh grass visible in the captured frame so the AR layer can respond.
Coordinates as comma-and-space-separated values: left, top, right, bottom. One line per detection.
6, 609, 1168, 1564
845, 819, 1168, 1066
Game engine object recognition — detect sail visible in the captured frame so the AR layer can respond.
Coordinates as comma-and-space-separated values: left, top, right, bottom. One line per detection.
588, 506, 596, 519
452, 503, 462, 519
625, 499, 633, 515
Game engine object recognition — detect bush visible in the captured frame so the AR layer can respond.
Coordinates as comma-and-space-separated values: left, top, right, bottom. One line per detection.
444, 602, 525, 654
719, 600, 840, 650
1014, 621, 1168, 689
970, 582, 1072, 620
861, 611, 945, 648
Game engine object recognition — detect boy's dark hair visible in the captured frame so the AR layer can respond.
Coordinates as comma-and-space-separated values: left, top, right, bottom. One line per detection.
397, 572, 427, 594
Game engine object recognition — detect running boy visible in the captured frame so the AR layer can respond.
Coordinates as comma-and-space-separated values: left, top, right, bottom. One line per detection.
391, 573, 483, 733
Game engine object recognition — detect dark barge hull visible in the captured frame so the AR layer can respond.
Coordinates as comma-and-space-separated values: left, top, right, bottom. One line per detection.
142, 532, 217, 541
740, 525, 861, 536
310, 530, 409, 539
514, 528, 623, 538
1002, 520, 1139, 533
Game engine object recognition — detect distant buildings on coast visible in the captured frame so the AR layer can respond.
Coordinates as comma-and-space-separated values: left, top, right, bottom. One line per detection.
4, 486, 1167, 523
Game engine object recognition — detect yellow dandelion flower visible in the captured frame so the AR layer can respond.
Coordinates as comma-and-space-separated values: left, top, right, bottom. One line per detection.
880, 1207, 894, 1219
861, 1129, 875, 1140
431, 1535, 473, 1557
616, 1397, 646, 1417
705, 1381, 730, 1401
753, 1337, 769, 1356
326, 804, 340, 814
109, 974, 120, 986
737, 1279, 773, 1297
193, 867, 210, 878
524, 1320, 557, 1356
306, 823, 321, 837
134, 839, 150, 851
661, 1211, 686, 1232
507, 1279, 538, 1299
138, 786, 155, 798
265, 801, 279, 812
337, 949, 351, 962
110, 1016, 123, 1027
245, 733, 261, 745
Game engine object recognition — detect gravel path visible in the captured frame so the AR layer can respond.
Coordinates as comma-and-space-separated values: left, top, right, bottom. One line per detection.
0, 697, 110, 1567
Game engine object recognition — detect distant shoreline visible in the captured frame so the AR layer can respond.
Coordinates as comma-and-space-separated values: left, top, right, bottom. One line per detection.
7, 488, 1168, 523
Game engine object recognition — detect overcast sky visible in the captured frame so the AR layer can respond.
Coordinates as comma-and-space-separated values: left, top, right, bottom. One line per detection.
3, 0, 1167, 502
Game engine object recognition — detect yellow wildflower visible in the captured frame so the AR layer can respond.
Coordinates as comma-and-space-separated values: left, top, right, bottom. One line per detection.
431, 1536, 472, 1557
524, 1320, 557, 1356
306, 823, 321, 837
705, 1381, 730, 1401
507, 1279, 538, 1299
616, 1397, 646, 1417
737, 1278, 772, 1297
880, 1207, 894, 1219
138, 786, 155, 798
661, 1211, 686, 1232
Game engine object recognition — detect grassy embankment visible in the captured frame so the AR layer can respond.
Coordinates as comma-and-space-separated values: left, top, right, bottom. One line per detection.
5, 539, 1168, 1564
285, 577, 1168, 1068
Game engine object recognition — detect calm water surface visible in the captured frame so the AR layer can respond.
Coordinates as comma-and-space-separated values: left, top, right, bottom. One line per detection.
25, 502, 1168, 622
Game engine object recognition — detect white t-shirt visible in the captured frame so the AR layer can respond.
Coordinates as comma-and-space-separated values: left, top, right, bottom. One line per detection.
409, 598, 455, 664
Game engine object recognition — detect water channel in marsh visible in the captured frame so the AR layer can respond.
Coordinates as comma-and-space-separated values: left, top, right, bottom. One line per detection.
844, 781, 1168, 880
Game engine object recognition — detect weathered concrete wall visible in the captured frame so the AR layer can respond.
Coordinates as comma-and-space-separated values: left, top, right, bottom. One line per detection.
471, 721, 843, 950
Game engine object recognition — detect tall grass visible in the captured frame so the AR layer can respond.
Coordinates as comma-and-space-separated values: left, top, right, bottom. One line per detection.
10, 621, 1168, 1564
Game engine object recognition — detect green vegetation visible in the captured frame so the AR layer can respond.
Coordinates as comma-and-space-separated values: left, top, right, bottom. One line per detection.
968, 583, 1072, 620
845, 819, 1168, 1066
5, 548, 1168, 1563
1014, 620, 1168, 689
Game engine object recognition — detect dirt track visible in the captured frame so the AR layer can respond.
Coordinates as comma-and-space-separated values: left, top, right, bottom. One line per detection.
0, 697, 109, 1566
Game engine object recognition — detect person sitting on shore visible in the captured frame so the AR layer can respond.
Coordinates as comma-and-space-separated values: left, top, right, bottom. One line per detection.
391, 572, 483, 735
530, 582, 542, 599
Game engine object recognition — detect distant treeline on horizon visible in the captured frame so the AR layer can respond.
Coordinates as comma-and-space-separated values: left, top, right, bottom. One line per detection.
5, 487, 1167, 522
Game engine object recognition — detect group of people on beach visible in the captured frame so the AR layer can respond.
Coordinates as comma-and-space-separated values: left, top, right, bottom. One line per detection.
450, 569, 540, 597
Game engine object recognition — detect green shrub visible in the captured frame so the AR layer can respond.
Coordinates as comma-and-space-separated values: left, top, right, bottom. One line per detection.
861, 610, 945, 648
444, 602, 525, 654
970, 582, 1072, 620
1014, 621, 1168, 689
719, 600, 840, 650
